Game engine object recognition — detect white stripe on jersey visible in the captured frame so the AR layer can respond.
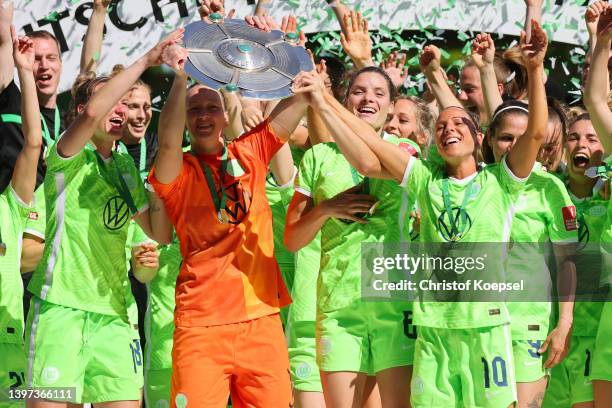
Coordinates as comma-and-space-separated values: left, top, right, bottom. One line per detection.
40, 172, 67, 300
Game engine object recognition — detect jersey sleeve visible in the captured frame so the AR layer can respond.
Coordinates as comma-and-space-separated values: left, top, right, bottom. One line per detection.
5, 184, 33, 232
237, 119, 285, 167
23, 185, 46, 240
546, 177, 579, 243
45, 141, 87, 174
496, 155, 529, 198
399, 157, 432, 199
294, 146, 319, 198
130, 222, 155, 247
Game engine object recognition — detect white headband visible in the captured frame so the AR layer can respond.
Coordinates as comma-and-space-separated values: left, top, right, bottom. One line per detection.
491, 105, 529, 122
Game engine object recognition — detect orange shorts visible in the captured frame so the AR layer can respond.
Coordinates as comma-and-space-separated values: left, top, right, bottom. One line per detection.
170, 313, 292, 408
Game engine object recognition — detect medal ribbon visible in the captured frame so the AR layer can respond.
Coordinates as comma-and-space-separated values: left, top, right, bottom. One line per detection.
95, 151, 138, 215
441, 178, 477, 241
118, 138, 148, 181
197, 145, 229, 223
1, 107, 60, 147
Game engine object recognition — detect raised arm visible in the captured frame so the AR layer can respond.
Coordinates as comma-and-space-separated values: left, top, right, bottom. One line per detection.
327, 0, 351, 36
506, 20, 548, 179
380, 51, 409, 90
80, 0, 110, 73
472, 33, 504, 125
0, 0, 14, 92
58, 29, 184, 159
339, 10, 374, 69
585, 1, 609, 57
523, 0, 543, 42
255, 0, 273, 17
419, 45, 462, 110
269, 143, 294, 186
584, 7, 612, 152
154, 71, 188, 184
220, 87, 244, 140
11, 27, 42, 204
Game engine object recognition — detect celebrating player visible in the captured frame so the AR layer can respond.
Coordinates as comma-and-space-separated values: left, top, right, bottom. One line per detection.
24, 32, 178, 407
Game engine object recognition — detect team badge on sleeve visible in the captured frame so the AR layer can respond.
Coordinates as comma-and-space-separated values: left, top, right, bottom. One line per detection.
562, 205, 577, 231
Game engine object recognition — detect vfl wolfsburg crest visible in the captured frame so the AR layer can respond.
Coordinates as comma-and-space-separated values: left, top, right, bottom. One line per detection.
437, 206, 473, 242
103, 196, 130, 230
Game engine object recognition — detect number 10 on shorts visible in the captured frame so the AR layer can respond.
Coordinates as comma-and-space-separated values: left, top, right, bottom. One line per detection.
481, 357, 508, 388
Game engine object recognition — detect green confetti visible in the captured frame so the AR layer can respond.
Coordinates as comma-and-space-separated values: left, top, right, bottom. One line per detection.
287, 0, 300, 8
45, 11, 60, 21
439, 48, 450, 60
457, 31, 469, 42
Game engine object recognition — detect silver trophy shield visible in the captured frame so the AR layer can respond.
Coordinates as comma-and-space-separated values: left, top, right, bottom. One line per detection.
183, 17, 314, 100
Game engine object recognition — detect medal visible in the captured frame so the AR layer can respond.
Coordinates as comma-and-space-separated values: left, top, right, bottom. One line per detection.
218, 209, 229, 224
0, 242, 6, 257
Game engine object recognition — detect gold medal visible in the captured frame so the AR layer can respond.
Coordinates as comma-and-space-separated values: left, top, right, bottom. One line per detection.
0, 242, 6, 257
218, 209, 229, 224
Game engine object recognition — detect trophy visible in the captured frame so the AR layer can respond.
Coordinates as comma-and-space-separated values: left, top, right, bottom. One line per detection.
182, 14, 314, 100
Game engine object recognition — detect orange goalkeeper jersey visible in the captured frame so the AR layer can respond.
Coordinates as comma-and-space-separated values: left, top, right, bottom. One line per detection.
150, 120, 291, 327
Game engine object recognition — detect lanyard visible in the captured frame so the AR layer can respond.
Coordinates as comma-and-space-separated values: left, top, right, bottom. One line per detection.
197, 145, 230, 224
95, 152, 138, 215
441, 177, 477, 241
118, 138, 148, 180
1, 107, 60, 147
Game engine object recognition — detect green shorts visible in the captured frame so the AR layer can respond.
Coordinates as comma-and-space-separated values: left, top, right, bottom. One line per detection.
512, 340, 547, 383
316, 300, 414, 375
286, 318, 321, 392
144, 368, 171, 408
543, 336, 594, 407
0, 343, 25, 408
25, 298, 143, 403
411, 324, 517, 408
592, 302, 612, 381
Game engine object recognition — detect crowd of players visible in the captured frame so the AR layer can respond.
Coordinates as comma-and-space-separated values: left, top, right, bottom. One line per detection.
0, 0, 611, 407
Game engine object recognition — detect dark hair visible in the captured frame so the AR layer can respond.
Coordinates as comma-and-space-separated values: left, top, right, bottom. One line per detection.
318, 56, 346, 97
344, 66, 396, 103
66, 71, 110, 125
547, 97, 568, 142
29, 30, 62, 59
483, 100, 529, 164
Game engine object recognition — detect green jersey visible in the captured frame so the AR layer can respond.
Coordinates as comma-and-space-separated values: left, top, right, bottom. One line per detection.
0, 186, 32, 344
402, 157, 526, 328
266, 171, 296, 291
568, 182, 609, 337
507, 167, 578, 340
145, 236, 181, 370
124, 221, 153, 327
295, 134, 411, 312
28, 144, 148, 318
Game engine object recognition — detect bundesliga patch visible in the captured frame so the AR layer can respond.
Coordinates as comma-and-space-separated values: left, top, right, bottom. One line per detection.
562, 206, 577, 231
398, 142, 418, 157
28, 211, 38, 220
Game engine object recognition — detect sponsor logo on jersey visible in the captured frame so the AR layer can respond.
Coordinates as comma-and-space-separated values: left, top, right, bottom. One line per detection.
562, 206, 577, 231
319, 337, 332, 356
221, 180, 252, 225
28, 211, 38, 220
398, 142, 419, 157
103, 196, 130, 230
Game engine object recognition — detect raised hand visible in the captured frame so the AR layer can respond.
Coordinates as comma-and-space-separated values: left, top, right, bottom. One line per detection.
245, 15, 273, 31
292, 70, 328, 108
11, 26, 34, 71
586, 1, 609, 36
380, 51, 409, 89
279, 14, 307, 46
471, 32, 495, 69
316, 59, 333, 93
199, 0, 235, 22
93, 0, 112, 9
523, 0, 544, 7
133, 243, 160, 270
144, 28, 185, 68
339, 10, 373, 68
419, 44, 442, 75
519, 20, 548, 69
597, 4, 612, 40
